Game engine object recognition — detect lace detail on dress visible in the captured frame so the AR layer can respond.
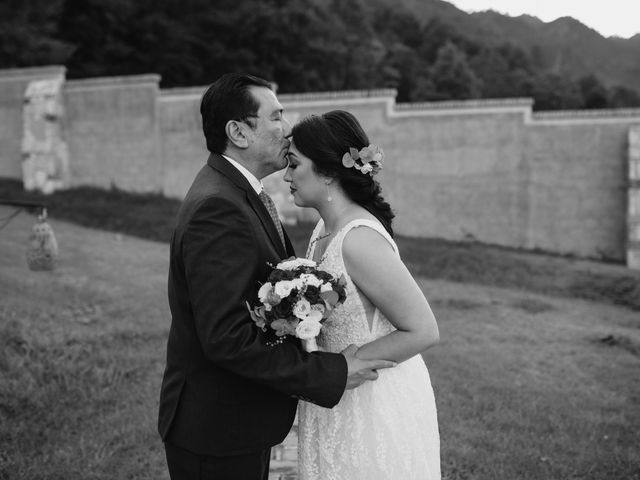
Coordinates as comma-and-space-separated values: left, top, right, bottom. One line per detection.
298, 218, 441, 480
307, 219, 397, 352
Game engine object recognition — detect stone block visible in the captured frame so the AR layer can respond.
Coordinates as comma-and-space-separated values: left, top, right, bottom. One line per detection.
629, 190, 640, 216
629, 126, 640, 148
628, 219, 640, 241
629, 158, 640, 181
627, 247, 640, 269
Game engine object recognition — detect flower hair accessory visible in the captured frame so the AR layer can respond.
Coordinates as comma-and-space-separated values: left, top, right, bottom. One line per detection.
341, 144, 384, 176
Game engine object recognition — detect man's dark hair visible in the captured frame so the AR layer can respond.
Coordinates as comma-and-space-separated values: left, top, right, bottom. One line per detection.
200, 73, 272, 154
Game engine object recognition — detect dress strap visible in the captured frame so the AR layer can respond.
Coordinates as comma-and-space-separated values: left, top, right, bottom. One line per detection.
305, 219, 325, 259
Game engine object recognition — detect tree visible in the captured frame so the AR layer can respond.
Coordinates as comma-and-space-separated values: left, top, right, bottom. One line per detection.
373, 6, 422, 50
469, 47, 512, 98
381, 43, 434, 102
2, 0, 639, 110
57, 0, 137, 78
530, 73, 583, 110
419, 18, 467, 63
429, 41, 482, 100
609, 86, 640, 108
0, 0, 72, 68
578, 75, 609, 109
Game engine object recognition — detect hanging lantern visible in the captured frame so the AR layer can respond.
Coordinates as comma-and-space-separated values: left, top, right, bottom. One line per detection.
26, 208, 58, 271
0, 200, 58, 271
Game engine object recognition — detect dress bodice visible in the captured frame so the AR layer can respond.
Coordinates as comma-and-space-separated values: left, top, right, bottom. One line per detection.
306, 218, 398, 352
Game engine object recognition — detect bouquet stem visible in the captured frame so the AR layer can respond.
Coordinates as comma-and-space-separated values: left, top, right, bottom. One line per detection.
302, 337, 319, 352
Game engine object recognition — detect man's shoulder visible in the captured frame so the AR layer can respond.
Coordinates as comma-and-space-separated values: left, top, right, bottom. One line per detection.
185, 164, 242, 203
172, 165, 244, 228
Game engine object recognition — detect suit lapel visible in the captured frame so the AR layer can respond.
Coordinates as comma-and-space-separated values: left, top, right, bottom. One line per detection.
283, 228, 295, 258
207, 154, 287, 258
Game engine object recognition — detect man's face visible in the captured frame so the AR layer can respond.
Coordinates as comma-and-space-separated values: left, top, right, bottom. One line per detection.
245, 86, 292, 177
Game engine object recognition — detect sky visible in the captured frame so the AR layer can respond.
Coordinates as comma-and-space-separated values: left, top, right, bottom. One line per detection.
446, 0, 640, 38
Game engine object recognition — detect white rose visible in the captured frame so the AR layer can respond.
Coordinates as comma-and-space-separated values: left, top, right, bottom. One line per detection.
274, 280, 295, 298
293, 298, 312, 319
290, 277, 305, 290
277, 258, 317, 270
307, 308, 324, 322
258, 283, 273, 303
295, 318, 322, 340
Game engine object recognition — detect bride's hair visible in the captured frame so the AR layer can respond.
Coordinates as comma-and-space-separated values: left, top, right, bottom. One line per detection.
291, 110, 395, 236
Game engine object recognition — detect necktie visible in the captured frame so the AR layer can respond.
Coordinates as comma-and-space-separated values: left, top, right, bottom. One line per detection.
258, 190, 286, 249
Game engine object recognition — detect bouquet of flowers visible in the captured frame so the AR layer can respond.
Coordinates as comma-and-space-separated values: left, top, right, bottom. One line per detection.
247, 257, 347, 351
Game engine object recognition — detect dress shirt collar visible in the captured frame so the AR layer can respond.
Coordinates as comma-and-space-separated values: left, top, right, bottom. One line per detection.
222, 154, 263, 195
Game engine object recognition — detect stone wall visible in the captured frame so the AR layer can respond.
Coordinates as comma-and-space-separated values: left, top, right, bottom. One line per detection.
158, 87, 208, 198
64, 74, 162, 192
275, 94, 639, 260
1, 67, 639, 263
524, 112, 633, 259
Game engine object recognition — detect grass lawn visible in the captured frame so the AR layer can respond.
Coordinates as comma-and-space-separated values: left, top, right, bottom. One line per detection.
1, 180, 639, 479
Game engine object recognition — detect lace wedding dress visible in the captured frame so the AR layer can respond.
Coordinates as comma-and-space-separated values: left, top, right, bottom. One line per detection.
298, 218, 441, 480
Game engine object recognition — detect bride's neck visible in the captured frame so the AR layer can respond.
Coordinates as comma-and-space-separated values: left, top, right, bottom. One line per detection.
317, 194, 356, 234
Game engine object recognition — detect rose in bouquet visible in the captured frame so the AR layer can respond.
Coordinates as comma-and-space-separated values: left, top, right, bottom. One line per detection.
247, 257, 347, 351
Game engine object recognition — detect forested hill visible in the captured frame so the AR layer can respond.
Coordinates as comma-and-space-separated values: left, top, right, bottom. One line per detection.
366, 0, 640, 95
2, 0, 639, 110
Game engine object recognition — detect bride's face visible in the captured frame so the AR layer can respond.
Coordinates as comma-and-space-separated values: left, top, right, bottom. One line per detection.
283, 142, 328, 208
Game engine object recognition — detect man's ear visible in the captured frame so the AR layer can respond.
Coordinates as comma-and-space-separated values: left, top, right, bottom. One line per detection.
226, 120, 249, 149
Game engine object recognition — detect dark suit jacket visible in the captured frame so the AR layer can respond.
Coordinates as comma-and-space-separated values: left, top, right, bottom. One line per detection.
158, 154, 348, 456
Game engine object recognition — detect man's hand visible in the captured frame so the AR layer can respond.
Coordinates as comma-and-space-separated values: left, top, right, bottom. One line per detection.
341, 344, 396, 390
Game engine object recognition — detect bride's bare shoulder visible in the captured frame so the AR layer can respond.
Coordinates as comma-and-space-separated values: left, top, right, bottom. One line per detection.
342, 223, 397, 267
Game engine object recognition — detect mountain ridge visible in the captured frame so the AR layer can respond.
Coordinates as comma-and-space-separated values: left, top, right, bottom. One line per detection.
366, 0, 640, 93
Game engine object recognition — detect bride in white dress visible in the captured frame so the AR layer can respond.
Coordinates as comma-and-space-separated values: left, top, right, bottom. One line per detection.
283, 110, 441, 480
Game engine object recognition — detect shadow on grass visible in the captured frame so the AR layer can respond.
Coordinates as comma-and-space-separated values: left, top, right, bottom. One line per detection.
0, 178, 180, 243
2, 177, 638, 310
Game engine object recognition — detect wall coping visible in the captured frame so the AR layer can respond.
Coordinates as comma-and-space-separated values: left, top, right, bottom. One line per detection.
529, 107, 640, 125
390, 97, 534, 118
161, 86, 206, 96
0, 65, 66, 83
533, 108, 640, 120
160, 87, 399, 103
66, 74, 161, 92
278, 89, 398, 102
159, 86, 206, 101
396, 97, 534, 111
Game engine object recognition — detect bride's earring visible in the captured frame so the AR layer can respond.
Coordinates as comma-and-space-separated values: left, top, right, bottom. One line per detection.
326, 183, 333, 202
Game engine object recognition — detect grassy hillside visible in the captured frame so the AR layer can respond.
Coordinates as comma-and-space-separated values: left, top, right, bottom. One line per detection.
1, 195, 638, 479
2, 178, 639, 311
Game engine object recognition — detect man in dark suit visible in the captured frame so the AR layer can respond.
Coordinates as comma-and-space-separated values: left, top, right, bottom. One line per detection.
158, 73, 395, 480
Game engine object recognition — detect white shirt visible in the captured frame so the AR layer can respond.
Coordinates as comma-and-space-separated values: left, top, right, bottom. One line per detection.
222, 154, 263, 195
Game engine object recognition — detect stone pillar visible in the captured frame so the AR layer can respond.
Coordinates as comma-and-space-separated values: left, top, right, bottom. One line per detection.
628, 125, 640, 269
21, 74, 69, 194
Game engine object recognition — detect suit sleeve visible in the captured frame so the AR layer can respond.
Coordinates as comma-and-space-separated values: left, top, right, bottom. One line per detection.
182, 195, 347, 407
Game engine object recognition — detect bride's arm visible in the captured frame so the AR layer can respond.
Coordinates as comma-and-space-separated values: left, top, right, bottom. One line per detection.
342, 227, 439, 363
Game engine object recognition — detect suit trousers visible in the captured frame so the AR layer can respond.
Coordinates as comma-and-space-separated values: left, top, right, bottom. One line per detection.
165, 442, 271, 480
